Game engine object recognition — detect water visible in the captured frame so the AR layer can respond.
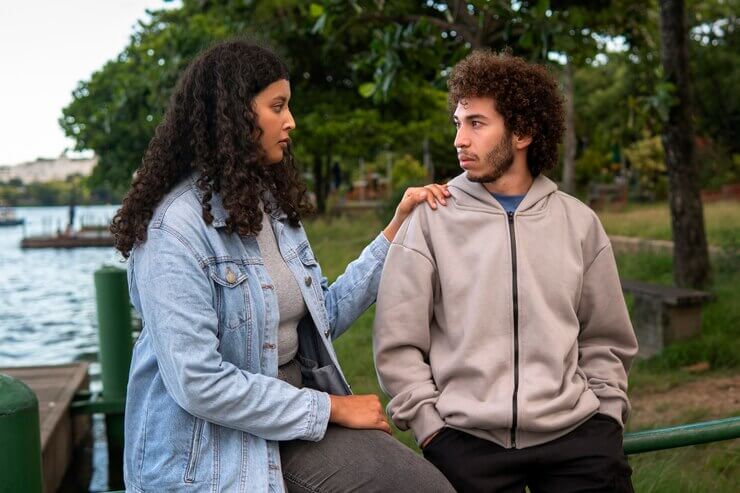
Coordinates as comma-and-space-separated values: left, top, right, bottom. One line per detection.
0, 204, 124, 492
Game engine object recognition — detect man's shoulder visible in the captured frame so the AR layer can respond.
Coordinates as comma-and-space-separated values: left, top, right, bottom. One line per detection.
550, 191, 610, 254
551, 190, 600, 220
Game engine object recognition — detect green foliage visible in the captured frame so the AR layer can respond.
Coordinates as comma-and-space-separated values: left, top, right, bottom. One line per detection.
575, 147, 613, 186
695, 143, 740, 190
391, 154, 427, 188
624, 136, 668, 200
61, 0, 740, 200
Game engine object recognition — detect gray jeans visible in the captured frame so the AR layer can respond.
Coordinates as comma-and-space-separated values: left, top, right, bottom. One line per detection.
280, 425, 455, 493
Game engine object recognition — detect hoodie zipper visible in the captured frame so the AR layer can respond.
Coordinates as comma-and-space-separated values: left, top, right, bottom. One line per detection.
507, 211, 520, 448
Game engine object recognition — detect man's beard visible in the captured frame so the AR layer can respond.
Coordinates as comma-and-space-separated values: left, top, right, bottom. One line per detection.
466, 132, 515, 184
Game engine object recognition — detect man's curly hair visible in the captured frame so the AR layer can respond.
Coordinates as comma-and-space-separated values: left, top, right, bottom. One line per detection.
111, 40, 312, 258
447, 51, 565, 177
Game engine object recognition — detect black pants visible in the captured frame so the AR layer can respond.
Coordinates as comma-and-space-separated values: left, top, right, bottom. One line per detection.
423, 414, 634, 493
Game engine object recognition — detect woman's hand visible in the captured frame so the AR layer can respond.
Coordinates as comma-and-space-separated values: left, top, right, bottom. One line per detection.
383, 183, 450, 241
329, 394, 392, 434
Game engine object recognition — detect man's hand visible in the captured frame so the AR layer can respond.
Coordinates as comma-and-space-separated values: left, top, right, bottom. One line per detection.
329, 394, 392, 434
421, 430, 442, 449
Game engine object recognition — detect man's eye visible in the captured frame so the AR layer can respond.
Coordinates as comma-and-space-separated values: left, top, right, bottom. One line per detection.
471, 121, 481, 127
453, 121, 460, 128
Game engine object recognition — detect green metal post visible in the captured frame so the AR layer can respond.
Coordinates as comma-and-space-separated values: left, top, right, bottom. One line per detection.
624, 416, 740, 455
0, 374, 44, 493
94, 265, 133, 490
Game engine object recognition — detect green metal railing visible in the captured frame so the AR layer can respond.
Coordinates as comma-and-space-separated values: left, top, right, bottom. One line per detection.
624, 416, 740, 454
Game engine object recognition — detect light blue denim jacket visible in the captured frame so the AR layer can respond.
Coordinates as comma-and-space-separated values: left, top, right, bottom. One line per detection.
123, 175, 390, 492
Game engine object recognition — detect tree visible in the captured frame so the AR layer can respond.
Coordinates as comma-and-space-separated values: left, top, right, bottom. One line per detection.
316, 1, 649, 191
61, 0, 454, 213
658, 0, 710, 288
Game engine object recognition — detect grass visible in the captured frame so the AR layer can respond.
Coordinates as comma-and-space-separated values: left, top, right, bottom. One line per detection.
599, 201, 740, 249
616, 251, 740, 371
303, 210, 740, 491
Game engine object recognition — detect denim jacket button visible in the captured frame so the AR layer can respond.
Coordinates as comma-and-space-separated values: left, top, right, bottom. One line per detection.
304, 276, 312, 287
324, 329, 330, 338
226, 269, 237, 284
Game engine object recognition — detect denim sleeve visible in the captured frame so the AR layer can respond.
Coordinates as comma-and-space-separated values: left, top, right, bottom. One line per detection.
133, 226, 330, 442
321, 232, 391, 340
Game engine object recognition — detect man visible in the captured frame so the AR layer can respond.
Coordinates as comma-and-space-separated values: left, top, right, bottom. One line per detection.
373, 51, 638, 492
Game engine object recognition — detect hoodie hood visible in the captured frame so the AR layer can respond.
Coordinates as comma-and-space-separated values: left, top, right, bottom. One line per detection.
447, 172, 559, 214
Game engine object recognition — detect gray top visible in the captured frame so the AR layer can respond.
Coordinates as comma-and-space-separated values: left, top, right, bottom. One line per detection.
254, 209, 306, 383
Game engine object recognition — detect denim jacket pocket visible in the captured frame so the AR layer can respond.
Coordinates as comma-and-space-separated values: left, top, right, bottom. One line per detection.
184, 417, 205, 483
297, 242, 318, 266
209, 260, 250, 331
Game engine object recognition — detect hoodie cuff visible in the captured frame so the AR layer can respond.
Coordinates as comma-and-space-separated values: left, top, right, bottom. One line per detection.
409, 403, 446, 446
598, 396, 629, 428
304, 390, 331, 442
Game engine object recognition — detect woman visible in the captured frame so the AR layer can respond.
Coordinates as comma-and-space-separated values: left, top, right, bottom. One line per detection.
112, 40, 455, 492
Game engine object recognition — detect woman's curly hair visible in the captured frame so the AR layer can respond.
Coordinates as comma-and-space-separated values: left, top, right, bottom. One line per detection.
447, 50, 565, 177
111, 40, 312, 258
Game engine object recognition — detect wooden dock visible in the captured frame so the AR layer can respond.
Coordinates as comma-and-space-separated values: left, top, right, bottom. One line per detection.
0, 363, 91, 493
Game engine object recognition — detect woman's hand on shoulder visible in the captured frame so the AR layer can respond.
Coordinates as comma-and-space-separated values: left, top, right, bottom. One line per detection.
383, 183, 450, 242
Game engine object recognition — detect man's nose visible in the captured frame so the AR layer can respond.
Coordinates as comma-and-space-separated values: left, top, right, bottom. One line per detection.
454, 129, 470, 149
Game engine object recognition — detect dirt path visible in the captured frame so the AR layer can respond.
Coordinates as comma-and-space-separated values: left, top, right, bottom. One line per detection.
629, 374, 740, 430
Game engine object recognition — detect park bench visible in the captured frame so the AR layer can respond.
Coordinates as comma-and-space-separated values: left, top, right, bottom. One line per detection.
587, 182, 627, 210
620, 279, 714, 358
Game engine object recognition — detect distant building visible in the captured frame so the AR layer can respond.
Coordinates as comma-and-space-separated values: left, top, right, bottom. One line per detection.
0, 155, 97, 184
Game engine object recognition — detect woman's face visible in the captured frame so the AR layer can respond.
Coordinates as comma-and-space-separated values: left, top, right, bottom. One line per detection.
252, 79, 295, 165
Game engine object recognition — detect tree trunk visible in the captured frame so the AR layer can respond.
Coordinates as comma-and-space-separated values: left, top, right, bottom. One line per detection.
561, 59, 577, 194
658, 0, 710, 288
423, 138, 434, 182
313, 153, 326, 214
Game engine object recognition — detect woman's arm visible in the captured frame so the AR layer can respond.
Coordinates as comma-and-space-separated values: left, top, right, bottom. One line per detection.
320, 184, 449, 339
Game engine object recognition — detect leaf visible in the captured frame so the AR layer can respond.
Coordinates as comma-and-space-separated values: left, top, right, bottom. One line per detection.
358, 82, 376, 98
309, 3, 324, 19
519, 32, 533, 49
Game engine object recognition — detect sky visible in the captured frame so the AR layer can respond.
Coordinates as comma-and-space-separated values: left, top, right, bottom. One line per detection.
0, 1, 179, 166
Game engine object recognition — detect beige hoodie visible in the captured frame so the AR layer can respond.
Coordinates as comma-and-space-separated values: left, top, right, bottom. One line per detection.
373, 173, 638, 449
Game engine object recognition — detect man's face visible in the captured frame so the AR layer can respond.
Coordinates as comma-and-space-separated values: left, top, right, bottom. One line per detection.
453, 96, 514, 183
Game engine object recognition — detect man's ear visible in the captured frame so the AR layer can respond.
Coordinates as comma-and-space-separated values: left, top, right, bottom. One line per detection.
513, 133, 533, 150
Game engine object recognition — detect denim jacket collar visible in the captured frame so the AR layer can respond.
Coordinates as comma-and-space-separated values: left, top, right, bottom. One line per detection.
188, 172, 288, 228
